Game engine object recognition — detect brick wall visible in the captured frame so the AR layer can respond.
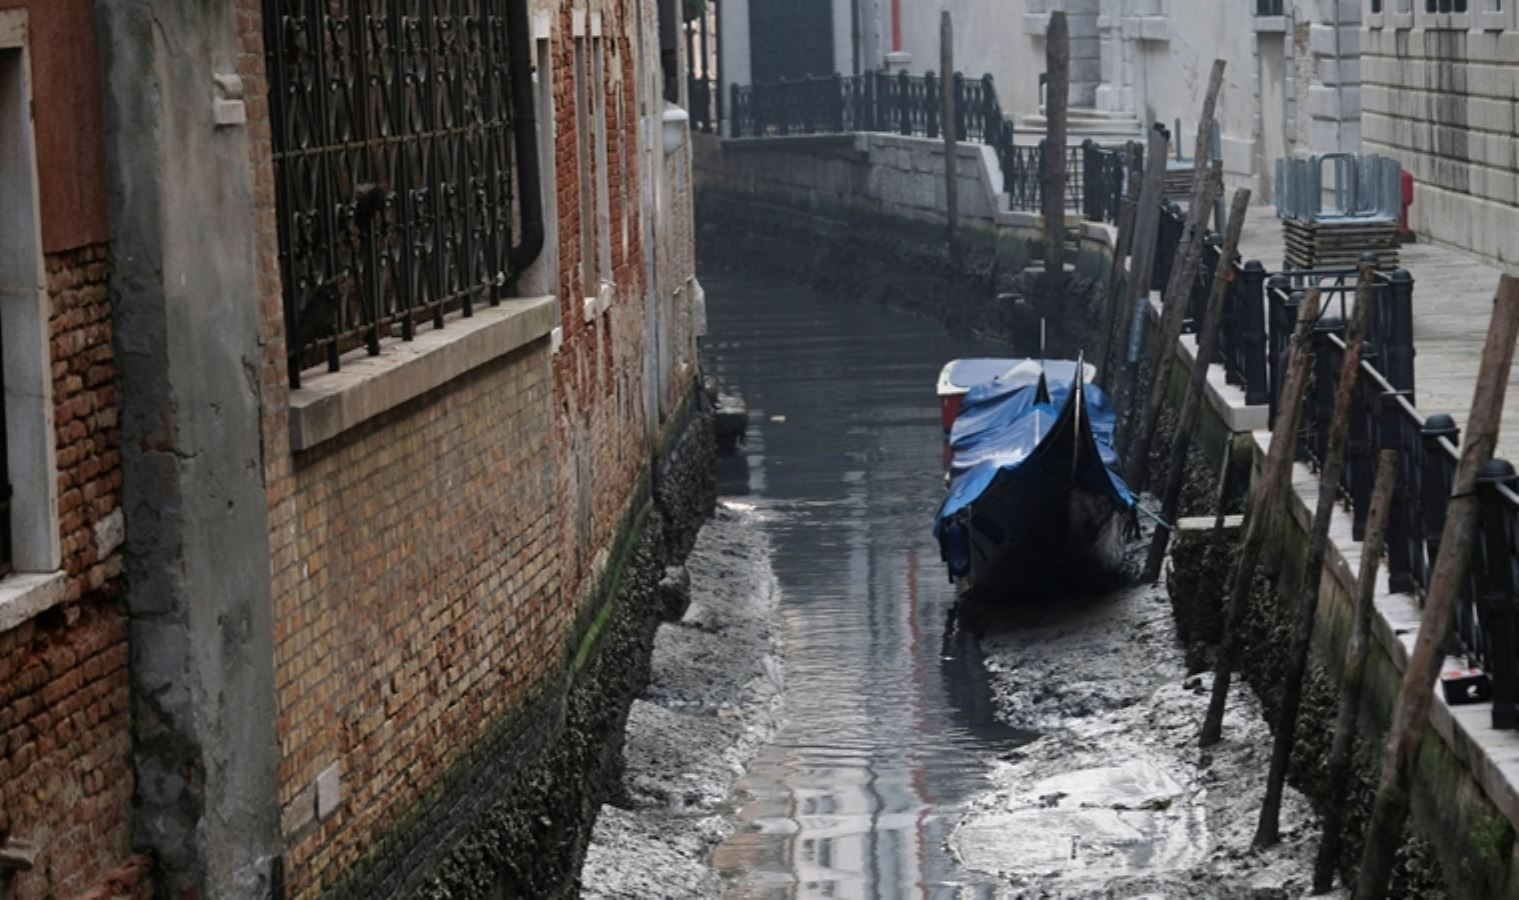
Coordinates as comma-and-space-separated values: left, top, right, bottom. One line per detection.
1, 245, 142, 899
236, 0, 671, 893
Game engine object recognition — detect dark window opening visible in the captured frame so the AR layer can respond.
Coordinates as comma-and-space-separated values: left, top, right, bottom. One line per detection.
1256, 0, 1285, 15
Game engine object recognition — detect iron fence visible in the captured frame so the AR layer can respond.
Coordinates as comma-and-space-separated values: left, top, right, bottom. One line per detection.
263, 0, 518, 388
1297, 321, 1519, 728
731, 72, 1140, 217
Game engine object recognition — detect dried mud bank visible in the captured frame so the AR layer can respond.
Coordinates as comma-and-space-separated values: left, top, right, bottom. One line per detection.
958, 553, 1330, 898
579, 505, 784, 898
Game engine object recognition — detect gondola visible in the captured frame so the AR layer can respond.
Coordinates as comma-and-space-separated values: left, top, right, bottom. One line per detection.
933, 357, 1136, 600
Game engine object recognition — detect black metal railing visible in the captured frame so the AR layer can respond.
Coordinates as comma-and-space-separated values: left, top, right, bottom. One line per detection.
1291, 315, 1519, 728
731, 71, 1139, 218
1264, 266, 1416, 425
263, 0, 518, 388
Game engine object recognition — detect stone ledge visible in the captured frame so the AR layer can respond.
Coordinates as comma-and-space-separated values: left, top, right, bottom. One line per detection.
1253, 427, 1519, 834
0, 570, 69, 634
289, 296, 558, 452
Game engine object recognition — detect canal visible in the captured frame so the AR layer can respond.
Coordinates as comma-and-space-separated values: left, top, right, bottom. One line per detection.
701, 270, 1032, 897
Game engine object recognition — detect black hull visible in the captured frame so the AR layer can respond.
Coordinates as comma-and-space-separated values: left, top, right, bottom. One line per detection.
943, 368, 1133, 602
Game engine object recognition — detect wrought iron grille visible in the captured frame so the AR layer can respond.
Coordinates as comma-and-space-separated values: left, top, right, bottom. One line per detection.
263, 0, 517, 388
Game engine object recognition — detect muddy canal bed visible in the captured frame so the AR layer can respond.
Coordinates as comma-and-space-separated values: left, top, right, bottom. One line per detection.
957, 561, 1335, 898
581, 505, 784, 898
584, 270, 1337, 898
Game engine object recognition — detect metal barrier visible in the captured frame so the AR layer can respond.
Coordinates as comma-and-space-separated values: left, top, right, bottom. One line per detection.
1299, 320, 1518, 728
731, 72, 1137, 217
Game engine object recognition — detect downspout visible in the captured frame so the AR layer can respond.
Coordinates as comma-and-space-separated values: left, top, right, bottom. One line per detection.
508, 0, 546, 274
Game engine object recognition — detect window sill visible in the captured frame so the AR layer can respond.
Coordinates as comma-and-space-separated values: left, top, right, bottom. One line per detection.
0, 570, 68, 634
1253, 15, 1287, 32
288, 295, 558, 452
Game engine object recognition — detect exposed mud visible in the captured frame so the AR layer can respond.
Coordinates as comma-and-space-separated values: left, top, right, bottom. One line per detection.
956, 543, 1335, 898
580, 505, 784, 898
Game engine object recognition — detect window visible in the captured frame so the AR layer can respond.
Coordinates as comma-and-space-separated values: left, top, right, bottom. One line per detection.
262, 0, 520, 388
1256, 0, 1285, 14
0, 10, 63, 583
1477, 0, 1507, 28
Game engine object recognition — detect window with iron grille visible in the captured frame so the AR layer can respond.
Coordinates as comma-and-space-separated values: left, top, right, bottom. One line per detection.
262, 0, 518, 389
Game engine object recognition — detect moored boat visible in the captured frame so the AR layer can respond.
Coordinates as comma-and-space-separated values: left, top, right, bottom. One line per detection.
933, 358, 1136, 600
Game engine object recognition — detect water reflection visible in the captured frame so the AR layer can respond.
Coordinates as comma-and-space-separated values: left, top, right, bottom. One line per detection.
703, 272, 1036, 899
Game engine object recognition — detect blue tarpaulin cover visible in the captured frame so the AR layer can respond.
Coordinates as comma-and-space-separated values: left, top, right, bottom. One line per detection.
934, 369, 1134, 558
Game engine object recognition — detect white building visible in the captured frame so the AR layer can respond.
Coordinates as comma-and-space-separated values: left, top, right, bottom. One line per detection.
718, 0, 1364, 203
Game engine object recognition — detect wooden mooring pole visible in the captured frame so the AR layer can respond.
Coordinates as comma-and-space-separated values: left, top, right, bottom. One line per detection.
940, 11, 959, 262
1141, 186, 1251, 583
1312, 449, 1399, 894
1042, 10, 1069, 280
1201, 290, 1323, 748
1125, 59, 1226, 490
1354, 275, 1519, 900
1255, 258, 1375, 848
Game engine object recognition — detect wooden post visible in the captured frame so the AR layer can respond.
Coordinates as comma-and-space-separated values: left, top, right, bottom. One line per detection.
1312, 449, 1400, 894
1125, 160, 1223, 488
1124, 59, 1226, 487
1201, 290, 1323, 747
940, 12, 959, 261
1113, 125, 1170, 399
1256, 259, 1375, 848
1042, 10, 1069, 279
1354, 276, 1519, 900
1142, 186, 1252, 582
1093, 145, 1141, 388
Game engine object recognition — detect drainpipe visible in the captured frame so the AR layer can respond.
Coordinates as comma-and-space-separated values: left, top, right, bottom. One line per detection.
508, 0, 546, 273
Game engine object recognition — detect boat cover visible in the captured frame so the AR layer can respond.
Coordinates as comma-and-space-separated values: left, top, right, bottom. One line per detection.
934, 372, 1134, 533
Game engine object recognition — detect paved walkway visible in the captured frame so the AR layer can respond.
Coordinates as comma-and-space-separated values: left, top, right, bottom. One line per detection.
1236, 205, 1519, 459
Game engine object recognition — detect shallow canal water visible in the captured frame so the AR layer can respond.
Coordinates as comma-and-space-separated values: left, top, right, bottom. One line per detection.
701, 272, 1034, 898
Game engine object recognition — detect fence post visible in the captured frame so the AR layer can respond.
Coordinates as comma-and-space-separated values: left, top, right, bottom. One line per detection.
1081, 139, 1097, 221
777, 77, 790, 135
1421, 412, 1461, 587
1382, 391, 1416, 592
864, 69, 877, 131
924, 70, 939, 138
982, 74, 998, 144
1386, 267, 1416, 395
730, 83, 741, 137
1477, 458, 1519, 730
1268, 286, 1302, 427
832, 72, 845, 132
898, 69, 911, 135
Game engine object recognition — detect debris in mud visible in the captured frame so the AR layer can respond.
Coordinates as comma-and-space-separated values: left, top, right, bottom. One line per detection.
956, 570, 1338, 898
579, 505, 783, 899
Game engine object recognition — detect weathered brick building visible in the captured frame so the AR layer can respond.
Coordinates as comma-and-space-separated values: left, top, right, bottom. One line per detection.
1, 0, 706, 895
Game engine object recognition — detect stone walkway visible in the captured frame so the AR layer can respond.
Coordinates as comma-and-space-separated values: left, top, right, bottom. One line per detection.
1235, 204, 1519, 459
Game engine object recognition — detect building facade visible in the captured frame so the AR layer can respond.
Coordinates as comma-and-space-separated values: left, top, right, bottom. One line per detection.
0, 0, 704, 896
1362, 0, 1519, 265
717, 0, 1364, 203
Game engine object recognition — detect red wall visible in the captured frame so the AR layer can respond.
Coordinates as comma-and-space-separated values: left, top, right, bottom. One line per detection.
0, 0, 108, 252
